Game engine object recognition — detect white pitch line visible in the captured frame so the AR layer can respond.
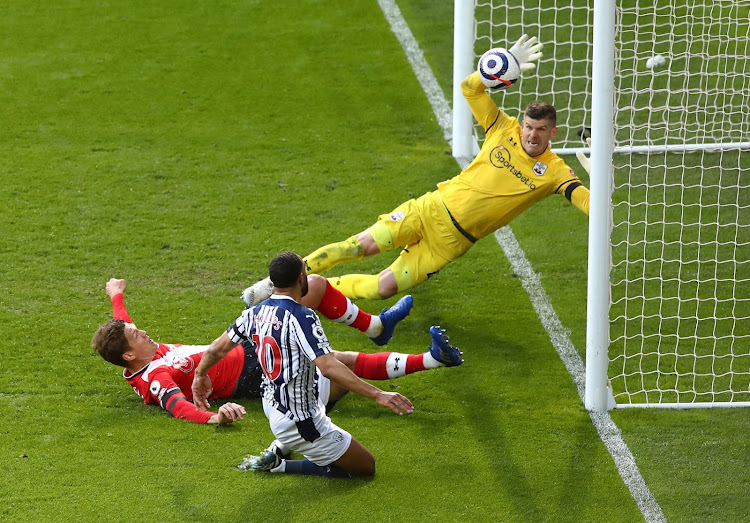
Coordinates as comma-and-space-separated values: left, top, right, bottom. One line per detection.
495, 228, 666, 523
375, 0, 453, 145
377, 1, 665, 521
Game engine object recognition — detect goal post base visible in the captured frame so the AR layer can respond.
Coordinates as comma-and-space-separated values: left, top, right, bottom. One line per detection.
614, 402, 750, 410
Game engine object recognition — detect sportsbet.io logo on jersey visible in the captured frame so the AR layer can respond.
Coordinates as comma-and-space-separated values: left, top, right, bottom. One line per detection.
490, 145, 538, 190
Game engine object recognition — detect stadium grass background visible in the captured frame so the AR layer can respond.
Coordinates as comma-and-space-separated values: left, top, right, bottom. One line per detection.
0, 1, 747, 521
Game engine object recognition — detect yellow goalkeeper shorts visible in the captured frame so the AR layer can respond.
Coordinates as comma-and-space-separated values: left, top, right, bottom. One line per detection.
376, 190, 475, 287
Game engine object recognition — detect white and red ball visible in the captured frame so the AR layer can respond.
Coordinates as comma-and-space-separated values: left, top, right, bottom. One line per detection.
478, 48, 520, 90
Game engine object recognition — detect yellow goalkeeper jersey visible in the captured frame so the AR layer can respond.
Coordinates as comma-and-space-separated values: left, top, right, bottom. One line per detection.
437, 72, 589, 241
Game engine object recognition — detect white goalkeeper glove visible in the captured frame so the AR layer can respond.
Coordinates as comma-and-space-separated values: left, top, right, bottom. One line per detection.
508, 34, 544, 73
576, 138, 592, 175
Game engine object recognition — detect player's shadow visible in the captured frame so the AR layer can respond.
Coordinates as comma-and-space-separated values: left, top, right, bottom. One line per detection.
402, 309, 605, 520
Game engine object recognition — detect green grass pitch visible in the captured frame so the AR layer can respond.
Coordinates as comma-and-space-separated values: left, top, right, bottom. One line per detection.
0, 1, 748, 521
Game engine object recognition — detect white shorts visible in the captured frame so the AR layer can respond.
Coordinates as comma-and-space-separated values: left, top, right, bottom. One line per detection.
317, 370, 331, 407
262, 396, 352, 466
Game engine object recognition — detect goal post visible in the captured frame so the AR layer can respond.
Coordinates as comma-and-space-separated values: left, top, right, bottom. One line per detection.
452, 0, 476, 160
454, 0, 750, 411
584, 0, 616, 412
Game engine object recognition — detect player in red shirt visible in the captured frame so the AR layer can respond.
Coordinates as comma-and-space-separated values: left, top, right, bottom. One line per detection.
92, 277, 463, 424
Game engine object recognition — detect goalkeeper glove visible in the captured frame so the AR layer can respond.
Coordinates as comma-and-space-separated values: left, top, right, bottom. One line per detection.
508, 34, 544, 73
576, 138, 592, 175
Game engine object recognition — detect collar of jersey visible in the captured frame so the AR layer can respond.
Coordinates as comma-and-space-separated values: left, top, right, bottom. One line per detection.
122, 362, 150, 379
269, 294, 296, 301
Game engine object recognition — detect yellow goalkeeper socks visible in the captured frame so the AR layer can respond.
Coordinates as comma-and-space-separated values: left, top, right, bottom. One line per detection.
304, 236, 364, 274
327, 274, 382, 300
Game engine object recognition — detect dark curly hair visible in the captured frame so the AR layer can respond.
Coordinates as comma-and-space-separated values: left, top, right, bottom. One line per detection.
269, 251, 304, 288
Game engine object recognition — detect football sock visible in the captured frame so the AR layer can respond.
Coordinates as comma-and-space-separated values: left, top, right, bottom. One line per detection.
327, 274, 382, 300
304, 236, 364, 274
422, 352, 443, 369
275, 459, 351, 478
315, 280, 377, 334
354, 352, 428, 379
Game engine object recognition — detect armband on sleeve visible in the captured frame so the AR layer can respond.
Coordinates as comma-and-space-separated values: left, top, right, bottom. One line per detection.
564, 181, 582, 201
162, 388, 214, 423
568, 183, 590, 215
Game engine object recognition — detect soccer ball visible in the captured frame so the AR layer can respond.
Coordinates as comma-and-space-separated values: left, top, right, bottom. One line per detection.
478, 48, 521, 90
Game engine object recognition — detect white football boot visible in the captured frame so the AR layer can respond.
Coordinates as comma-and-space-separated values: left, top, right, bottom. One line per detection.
241, 276, 274, 307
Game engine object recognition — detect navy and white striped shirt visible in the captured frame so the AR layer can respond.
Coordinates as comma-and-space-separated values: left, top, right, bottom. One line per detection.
226, 294, 332, 422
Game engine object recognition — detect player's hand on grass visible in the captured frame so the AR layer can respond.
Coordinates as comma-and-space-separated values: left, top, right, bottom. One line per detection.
576, 137, 592, 175
375, 391, 414, 416
508, 34, 543, 73
191, 374, 213, 410
105, 278, 126, 297
209, 402, 246, 425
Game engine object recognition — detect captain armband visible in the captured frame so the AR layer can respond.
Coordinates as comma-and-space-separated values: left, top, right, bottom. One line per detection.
564, 181, 583, 202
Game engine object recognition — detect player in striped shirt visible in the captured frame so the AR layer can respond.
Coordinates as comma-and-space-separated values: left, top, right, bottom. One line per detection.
193, 252, 446, 478
242, 36, 590, 303
92, 276, 462, 425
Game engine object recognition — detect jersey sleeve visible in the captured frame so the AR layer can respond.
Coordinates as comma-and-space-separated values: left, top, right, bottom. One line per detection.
147, 368, 214, 423
226, 308, 254, 345
461, 72, 501, 132
111, 293, 132, 323
554, 166, 590, 215
569, 185, 590, 214
461, 72, 518, 139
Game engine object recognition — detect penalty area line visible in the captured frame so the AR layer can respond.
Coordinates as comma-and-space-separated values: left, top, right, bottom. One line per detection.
377, 1, 665, 521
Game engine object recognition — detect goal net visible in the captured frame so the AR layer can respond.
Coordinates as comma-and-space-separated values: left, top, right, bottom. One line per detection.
470, 0, 594, 153
455, 0, 750, 408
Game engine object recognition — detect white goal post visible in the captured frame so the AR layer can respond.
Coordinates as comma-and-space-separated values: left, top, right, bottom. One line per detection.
453, 0, 750, 411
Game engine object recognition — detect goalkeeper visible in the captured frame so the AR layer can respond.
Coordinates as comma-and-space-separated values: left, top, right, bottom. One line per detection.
244, 35, 591, 302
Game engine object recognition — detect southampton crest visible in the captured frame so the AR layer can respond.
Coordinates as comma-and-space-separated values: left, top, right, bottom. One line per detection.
532, 161, 548, 176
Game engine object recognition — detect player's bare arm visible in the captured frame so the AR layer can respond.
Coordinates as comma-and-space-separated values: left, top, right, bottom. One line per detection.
192, 331, 236, 410
314, 352, 414, 415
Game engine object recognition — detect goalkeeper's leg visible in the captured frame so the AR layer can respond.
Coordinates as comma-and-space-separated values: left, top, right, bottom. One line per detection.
304, 236, 365, 274
327, 272, 391, 300
303, 221, 395, 274
327, 234, 458, 299
327, 256, 414, 300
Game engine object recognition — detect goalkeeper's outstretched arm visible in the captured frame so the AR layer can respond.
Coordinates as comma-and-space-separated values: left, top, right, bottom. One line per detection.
461, 72, 500, 131
556, 176, 590, 215
569, 184, 590, 215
